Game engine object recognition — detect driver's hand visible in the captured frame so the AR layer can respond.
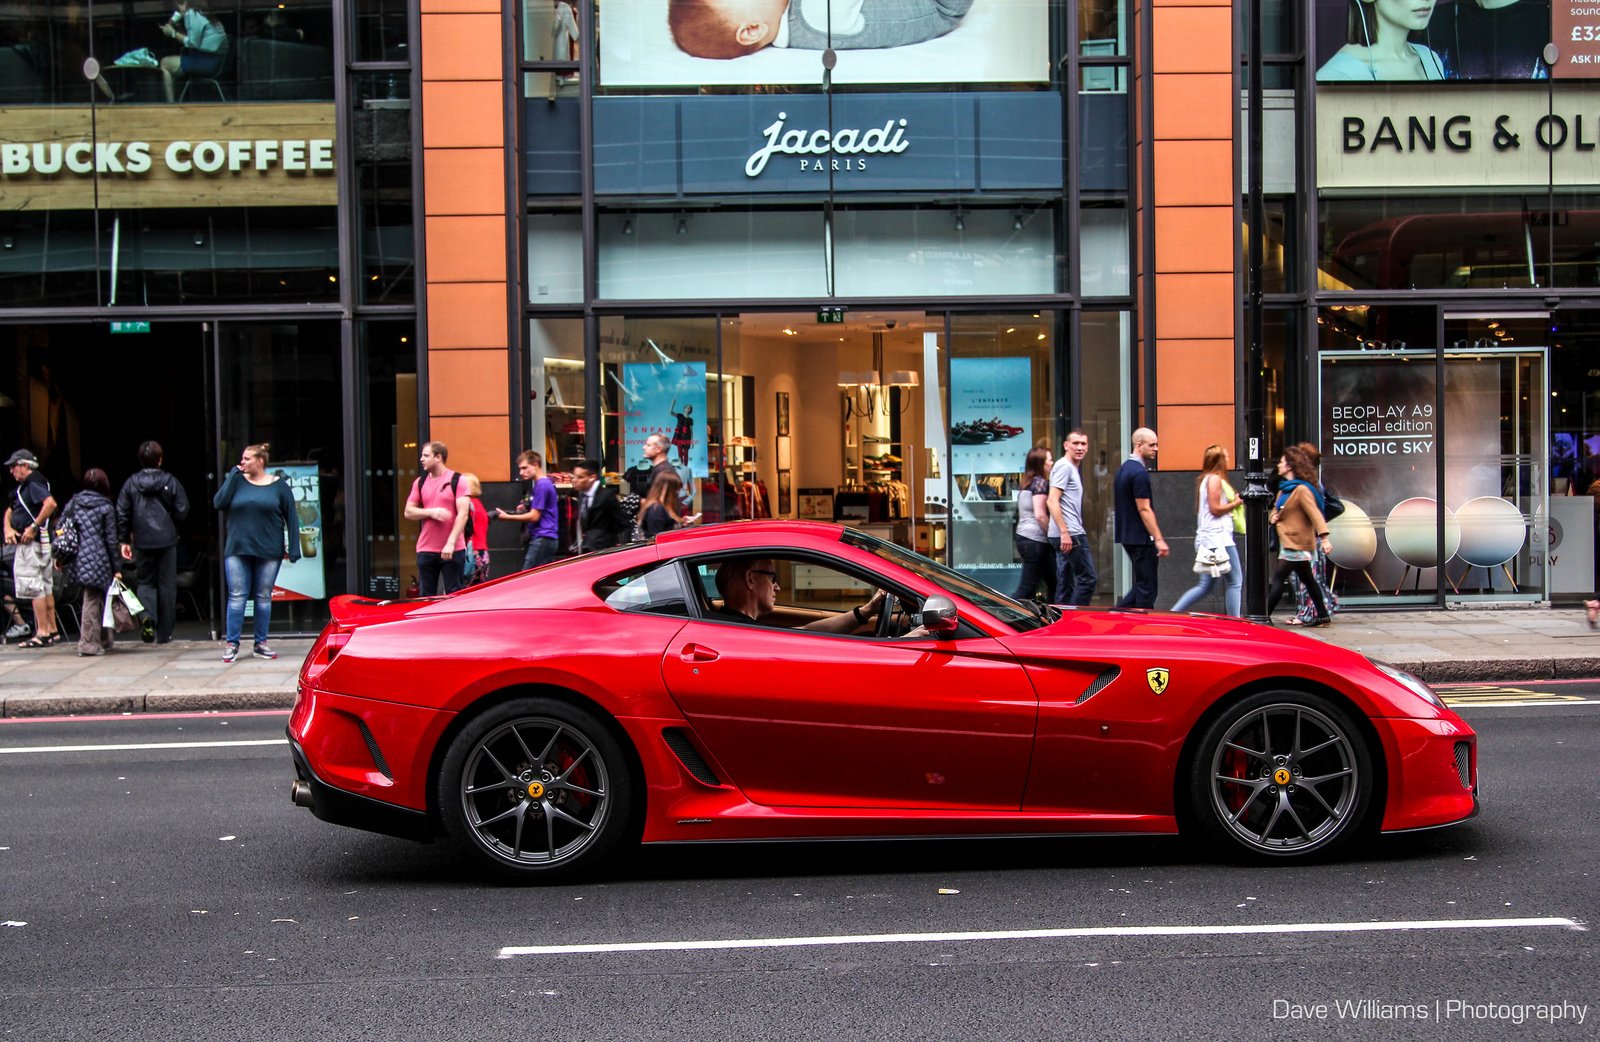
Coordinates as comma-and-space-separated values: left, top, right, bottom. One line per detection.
866, 589, 887, 616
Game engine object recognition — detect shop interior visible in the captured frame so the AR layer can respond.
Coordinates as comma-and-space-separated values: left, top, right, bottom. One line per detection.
531, 309, 1066, 591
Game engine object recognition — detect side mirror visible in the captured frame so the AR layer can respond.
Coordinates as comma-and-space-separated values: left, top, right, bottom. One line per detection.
919, 594, 959, 637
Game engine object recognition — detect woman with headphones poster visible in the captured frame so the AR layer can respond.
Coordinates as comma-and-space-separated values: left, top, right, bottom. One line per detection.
1314, 0, 1558, 82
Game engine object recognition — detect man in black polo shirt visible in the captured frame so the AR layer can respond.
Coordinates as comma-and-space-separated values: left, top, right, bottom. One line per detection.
1113, 428, 1169, 609
3, 449, 60, 646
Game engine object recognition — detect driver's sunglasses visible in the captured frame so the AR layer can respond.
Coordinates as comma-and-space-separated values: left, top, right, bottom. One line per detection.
750, 569, 779, 581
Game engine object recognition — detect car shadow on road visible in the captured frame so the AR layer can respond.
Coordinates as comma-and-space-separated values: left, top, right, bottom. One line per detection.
305, 823, 1489, 888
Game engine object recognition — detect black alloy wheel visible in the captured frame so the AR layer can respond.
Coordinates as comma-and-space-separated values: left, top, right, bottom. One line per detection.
1188, 690, 1376, 861
438, 697, 632, 881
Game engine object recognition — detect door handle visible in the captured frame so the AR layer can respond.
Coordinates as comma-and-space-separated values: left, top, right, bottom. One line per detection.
678, 643, 720, 663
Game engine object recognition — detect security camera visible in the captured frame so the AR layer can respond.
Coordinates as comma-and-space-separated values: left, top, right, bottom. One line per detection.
884, 320, 897, 330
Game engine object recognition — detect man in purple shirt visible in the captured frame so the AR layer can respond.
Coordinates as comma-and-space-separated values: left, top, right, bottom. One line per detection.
495, 450, 560, 570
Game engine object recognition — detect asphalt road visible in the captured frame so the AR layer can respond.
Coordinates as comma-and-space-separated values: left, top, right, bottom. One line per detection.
1, 691, 1595, 1042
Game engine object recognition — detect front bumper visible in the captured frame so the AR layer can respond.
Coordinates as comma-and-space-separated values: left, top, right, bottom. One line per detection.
1374, 715, 1478, 833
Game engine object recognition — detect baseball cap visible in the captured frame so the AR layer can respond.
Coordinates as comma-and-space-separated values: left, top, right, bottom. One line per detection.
4, 449, 40, 468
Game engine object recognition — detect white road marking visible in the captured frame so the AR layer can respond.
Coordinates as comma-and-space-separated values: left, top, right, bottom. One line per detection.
0, 738, 287, 755
498, 916, 1584, 958
1450, 699, 1600, 708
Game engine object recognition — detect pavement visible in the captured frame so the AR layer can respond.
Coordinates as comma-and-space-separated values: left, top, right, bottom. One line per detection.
1, 606, 1596, 717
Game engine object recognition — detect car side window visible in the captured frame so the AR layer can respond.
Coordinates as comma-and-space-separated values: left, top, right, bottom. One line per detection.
690, 555, 932, 637
595, 562, 690, 617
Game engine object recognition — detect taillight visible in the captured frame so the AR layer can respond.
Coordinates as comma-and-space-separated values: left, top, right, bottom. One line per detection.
302, 630, 351, 683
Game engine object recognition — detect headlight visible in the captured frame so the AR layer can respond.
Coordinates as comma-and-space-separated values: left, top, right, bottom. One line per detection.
1375, 662, 1443, 708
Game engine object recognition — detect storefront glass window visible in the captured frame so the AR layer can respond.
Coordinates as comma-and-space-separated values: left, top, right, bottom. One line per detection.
532, 318, 587, 478
215, 320, 347, 632
358, 320, 417, 599
353, 0, 410, 63
1080, 201, 1129, 297
1080, 0, 1128, 59
1079, 310, 1128, 602
597, 209, 827, 300
528, 213, 583, 303
833, 206, 1057, 298
944, 312, 1059, 591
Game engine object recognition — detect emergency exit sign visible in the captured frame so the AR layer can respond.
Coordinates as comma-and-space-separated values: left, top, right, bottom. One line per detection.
110, 321, 151, 334
817, 307, 845, 324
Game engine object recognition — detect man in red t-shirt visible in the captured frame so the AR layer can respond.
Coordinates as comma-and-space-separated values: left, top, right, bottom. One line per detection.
404, 441, 471, 595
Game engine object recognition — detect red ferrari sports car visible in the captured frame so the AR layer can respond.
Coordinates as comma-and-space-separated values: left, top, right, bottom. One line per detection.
288, 521, 1477, 880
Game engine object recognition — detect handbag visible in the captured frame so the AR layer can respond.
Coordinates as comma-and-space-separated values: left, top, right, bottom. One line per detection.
1321, 488, 1346, 522
102, 586, 137, 632
1193, 546, 1232, 576
1221, 479, 1246, 535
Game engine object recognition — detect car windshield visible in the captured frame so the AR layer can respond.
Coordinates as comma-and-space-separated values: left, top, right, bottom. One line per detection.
839, 528, 1051, 632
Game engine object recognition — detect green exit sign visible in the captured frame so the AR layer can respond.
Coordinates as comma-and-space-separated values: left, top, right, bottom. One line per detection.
817, 307, 845, 324
110, 321, 151, 334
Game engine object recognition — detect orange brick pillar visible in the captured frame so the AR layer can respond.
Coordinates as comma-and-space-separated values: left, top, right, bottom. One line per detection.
420, 0, 515, 482
1142, 0, 1237, 466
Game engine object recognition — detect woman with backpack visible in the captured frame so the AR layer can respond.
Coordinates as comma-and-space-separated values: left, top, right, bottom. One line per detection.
58, 468, 123, 656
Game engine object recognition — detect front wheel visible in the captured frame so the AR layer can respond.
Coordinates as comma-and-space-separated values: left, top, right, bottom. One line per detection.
437, 697, 632, 882
1187, 691, 1376, 861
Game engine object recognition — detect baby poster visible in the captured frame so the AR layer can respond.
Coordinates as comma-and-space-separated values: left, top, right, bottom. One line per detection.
600, 0, 1049, 87
623, 361, 708, 480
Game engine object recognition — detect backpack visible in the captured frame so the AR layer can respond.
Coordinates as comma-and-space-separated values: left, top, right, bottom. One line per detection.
51, 504, 80, 563
449, 473, 474, 542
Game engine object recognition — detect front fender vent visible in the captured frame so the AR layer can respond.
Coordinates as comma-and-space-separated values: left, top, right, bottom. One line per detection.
1076, 667, 1121, 705
663, 728, 721, 786
1453, 741, 1472, 790
356, 718, 393, 780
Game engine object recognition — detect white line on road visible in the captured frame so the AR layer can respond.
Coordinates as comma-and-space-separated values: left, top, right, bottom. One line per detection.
498, 916, 1585, 958
0, 738, 288, 754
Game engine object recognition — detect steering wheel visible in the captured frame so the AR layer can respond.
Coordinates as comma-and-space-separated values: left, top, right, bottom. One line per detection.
877, 592, 917, 638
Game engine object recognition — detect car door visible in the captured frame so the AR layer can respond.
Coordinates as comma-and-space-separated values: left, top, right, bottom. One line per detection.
659, 557, 1037, 810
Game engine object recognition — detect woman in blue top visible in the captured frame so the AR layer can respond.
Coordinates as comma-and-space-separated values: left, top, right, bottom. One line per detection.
213, 442, 298, 663
160, 0, 228, 102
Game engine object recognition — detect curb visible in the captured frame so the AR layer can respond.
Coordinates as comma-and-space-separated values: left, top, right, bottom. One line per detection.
3, 688, 295, 717
1384, 657, 1600, 685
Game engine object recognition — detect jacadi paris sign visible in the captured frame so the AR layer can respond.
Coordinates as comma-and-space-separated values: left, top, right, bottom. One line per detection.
0, 103, 336, 211
1317, 84, 1600, 190
591, 93, 1061, 195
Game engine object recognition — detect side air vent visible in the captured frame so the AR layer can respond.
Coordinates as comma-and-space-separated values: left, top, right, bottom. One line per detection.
1075, 667, 1121, 705
663, 728, 721, 786
356, 718, 393, 780
1453, 741, 1472, 790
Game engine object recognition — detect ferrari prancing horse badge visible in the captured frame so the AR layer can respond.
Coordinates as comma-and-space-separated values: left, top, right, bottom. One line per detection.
1146, 668, 1170, 695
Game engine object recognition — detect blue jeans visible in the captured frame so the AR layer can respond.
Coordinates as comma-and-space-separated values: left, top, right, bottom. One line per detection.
1056, 537, 1097, 606
522, 537, 558, 571
1170, 543, 1243, 616
224, 555, 282, 646
1013, 536, 1056, 603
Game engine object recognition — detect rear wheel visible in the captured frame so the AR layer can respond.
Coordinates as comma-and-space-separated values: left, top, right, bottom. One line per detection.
437, 697, 632, 881
1188, 690, 1375, 861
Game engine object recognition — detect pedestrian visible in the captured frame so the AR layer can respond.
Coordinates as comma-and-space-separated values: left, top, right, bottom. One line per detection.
115, 440, 191, 644
1048, 429, 1097, 606
495, 450, 559, 569
458, 473, 492, 585
403, 440, 470, 595
1113, 427, 1168, 609
1013, 445, 1056, 603
213, 442, 299, 662
1169, 445, 1245, 616
572, 459, 634, 551
61, 468, 122, 657
636, 471, 701, 539
4, 448, 61, 647
1292, 441, 1341, 624
1267, 445, 1333, 626
643, 432, 675, 484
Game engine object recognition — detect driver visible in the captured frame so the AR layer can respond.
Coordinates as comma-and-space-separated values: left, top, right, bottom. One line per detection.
711, 557, 885, 633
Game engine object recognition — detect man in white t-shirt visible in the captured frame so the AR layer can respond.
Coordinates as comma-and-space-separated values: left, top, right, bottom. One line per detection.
1046, 429, 1096, 606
